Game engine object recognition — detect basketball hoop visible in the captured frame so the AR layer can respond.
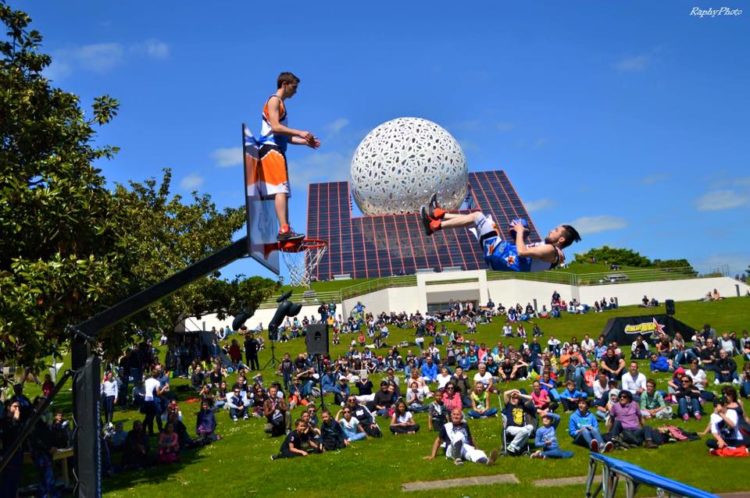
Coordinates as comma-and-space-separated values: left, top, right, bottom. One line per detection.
279, 239, 327, 287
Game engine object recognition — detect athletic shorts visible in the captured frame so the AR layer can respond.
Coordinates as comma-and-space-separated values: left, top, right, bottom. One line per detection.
473, 213, 500, 240
257, 145, 290, 197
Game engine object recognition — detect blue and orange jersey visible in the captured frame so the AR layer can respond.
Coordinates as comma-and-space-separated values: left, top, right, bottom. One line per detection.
259, 96, 289, 153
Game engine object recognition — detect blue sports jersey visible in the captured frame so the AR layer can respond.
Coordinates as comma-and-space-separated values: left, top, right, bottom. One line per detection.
482, 236, 533, 272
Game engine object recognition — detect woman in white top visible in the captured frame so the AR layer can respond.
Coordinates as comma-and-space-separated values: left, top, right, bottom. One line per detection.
436, 367, 453, 389
390, 400, 419, 434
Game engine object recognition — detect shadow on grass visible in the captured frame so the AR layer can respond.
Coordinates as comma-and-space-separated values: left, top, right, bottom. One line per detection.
103, 443, 208, 492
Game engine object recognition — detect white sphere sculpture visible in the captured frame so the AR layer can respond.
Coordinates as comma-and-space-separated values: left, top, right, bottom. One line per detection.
350, 117, 468, 216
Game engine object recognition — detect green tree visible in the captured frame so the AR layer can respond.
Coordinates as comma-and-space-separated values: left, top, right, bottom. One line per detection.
574, 246, 651, 267
0, 3, 276, 366
101, 171, 277, 358
0, 3, 123, 366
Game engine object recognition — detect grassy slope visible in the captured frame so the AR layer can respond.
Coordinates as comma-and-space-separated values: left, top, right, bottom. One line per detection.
24, 297, 750, 497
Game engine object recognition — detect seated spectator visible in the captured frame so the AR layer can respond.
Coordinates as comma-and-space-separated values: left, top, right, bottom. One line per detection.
122, 420, 150, 470
227, 387, 249, 421
501, 389, 536, 455
468, 383, 498, 419
428, 392, 448, 432
320, 409, 348, 450
436, 367, 453, 389
741, 362, 750, 398
559, 380, 587, 412
424, 408, 498, 465
715, 349, 739, 385
706, 397, 746, 449
473, 363, 498, 394
675, 375, 703, 421
390, 400, 420, 435
530, 380, 555, 414
621, 362, 647, 401
600, 348, 625, 380
272, 419, 322, 459
157, 422, 180, 464
607, 390, 659, 448
405, 381, 431, 413
263, 385, 290, 437
369, 381, 396, 417
196, 400, 221, 444
630, 335, 649, 360
450, 367, 473, 408
531, 413, 573, 459
337, 406, 367, 442
649, 353, 673, 373
344, 396, 382, 438
640, 379, 672, 420
569, 399, 611, 452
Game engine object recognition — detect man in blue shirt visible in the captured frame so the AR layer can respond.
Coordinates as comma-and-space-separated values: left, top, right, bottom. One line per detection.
568, 399, 613, 453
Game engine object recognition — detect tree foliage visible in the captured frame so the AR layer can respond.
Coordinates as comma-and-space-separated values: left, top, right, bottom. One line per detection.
0, 3, 276, 366
574, 246, 695, 272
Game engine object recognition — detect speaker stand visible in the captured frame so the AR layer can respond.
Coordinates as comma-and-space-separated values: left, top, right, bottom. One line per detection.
262, 340, 279, 370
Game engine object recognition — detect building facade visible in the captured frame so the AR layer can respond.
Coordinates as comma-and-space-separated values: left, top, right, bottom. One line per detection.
307, 170, 540, 280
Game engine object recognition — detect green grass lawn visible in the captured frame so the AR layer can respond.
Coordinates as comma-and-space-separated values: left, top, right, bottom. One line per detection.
20, 297, 750, 497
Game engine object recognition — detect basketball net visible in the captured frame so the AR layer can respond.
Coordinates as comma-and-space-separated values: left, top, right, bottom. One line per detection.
279, 239, 327, 287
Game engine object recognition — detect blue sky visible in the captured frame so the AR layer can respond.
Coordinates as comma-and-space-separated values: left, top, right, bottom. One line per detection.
20, 0, 750, 278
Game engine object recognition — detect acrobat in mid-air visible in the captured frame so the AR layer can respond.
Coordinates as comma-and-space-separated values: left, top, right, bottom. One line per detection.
420, 195, 581, 272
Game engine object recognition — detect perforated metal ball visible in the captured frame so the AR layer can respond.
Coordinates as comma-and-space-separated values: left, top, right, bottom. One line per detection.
350, 117, 468, 215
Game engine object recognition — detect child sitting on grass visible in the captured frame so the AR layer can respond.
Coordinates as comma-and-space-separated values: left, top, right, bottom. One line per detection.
531, 413, 573, 459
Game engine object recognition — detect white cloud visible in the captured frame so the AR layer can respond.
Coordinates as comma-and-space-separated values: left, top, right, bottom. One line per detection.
288, 150, 352, 184
74, 43, 125, 73
695, 190, 749, 211
211, 147, 243, 168
732, 177, 750, 187
615, 55, 650, 72
567, 215, 627, 235
45, 39, 169, 79
458, 139, 480, 153
325, 118, 349, 136
142, 39, 170, 59
525, 199, 556, 213
180, 173, 204, 191
641, 173, 669, 185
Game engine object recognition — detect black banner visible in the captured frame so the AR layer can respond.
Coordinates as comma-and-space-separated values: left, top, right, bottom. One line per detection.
601, 314, 695, 345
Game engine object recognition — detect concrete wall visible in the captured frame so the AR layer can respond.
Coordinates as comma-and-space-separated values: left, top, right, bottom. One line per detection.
187, 273, 749, 331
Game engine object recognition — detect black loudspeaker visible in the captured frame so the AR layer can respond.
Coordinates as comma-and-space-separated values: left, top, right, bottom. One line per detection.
305, 323, 329, 355
665, 299, 676, 316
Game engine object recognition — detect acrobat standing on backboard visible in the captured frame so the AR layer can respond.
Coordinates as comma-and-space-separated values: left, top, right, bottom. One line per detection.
258, 71, 320, 242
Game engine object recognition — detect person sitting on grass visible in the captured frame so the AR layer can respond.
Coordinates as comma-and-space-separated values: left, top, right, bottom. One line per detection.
607, 390, 660, 449
568, 399, 612, 453
675, 375, 703, 421
390, 400, 420, 435
428, 390, 448, 432
263, 385, 290, 437
157, 422, 180, 464
468, 383, 498, 419
502, 389, 536, 455
272, 419, 322, 460
531, 412, 573, 459
320, 409, 348, 450
122, 420, 150, 470
196, 399, 221, 444
559, 380, 587, 412
370, 381, 396, 417
406, 380, 431, 413
227, 386, 249, 421
706, 396, 746, 450
649, 352, 673, 373
337, 406, 367, 442
530, 380, 554, 414
640, 379, 672, 420
344, 396, 382, 438
424, 408, 498, 466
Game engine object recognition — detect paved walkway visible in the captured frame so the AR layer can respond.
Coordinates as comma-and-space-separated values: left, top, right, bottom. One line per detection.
402, 474, 519, 492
